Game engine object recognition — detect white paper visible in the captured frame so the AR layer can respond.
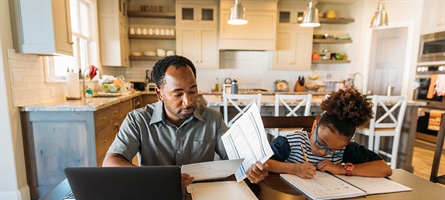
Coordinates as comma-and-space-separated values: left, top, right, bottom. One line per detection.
336, 175, 412, 195
221, 103, 274, 182
281, 172, 366, 200
181, 159, 244, 181
187, 181, 258, 200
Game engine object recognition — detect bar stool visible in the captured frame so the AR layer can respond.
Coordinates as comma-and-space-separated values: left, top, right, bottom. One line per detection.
223, 93, 262, 127
355, 95, 408, 169
272, 94, 312, 137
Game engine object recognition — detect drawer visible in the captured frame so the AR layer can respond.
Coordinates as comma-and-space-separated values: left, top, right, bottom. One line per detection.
94, 108, 112, 131
119, 99, 133, 119
95, 125, 115, 166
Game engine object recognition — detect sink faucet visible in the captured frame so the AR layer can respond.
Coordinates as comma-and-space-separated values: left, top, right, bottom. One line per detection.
348, 72, 363, 91
82, 66, 102, 98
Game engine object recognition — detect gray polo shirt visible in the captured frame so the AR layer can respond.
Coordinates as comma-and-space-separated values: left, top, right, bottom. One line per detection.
107, 101, 228, 166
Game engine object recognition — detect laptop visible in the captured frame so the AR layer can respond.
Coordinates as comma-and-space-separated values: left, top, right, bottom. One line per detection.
64, 166, 182, 200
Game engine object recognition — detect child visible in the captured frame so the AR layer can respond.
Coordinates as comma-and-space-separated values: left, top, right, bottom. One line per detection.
267, 88, 392, 179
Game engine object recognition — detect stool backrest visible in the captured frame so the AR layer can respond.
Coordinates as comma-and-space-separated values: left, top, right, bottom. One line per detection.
223, 93, 262, 127
370, 95, 408, 132
275, 94, 312, 116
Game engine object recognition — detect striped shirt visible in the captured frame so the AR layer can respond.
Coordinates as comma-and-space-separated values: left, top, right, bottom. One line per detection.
285, 131, 344, 166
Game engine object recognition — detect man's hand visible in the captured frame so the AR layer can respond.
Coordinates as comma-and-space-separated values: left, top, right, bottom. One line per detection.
181, 173, 195, 188
246, 161, 269, 184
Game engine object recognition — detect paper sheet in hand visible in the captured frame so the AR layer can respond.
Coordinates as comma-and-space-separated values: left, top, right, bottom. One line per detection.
221, 103, 274, 182
187, 181, 258, 200
181, 159, 244, 181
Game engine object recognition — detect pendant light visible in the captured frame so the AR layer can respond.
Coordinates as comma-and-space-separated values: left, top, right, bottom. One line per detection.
227, 0, 248, 25
300, 0, 320, 27
370, 0, 388, 28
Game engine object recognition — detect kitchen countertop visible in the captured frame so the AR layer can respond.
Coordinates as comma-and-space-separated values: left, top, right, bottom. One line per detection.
19, 91, 157, 112
202, 94, 427, 107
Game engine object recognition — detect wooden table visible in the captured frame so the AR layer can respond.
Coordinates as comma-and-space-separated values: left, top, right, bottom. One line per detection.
256, 169, 445, 200
41, 169, 444, 200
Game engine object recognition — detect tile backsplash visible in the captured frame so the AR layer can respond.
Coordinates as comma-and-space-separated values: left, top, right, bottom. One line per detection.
8, 49, 352, 107
7, 49, 67, 107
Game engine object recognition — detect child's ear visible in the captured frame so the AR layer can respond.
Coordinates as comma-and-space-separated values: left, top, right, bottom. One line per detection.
311, 120, 317, 132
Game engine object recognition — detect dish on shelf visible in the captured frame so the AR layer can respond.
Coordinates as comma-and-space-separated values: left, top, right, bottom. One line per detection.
143, 51, 156, 57
131, 52, 142, 57
313, 34, 325, 39
336, 37, 351, 40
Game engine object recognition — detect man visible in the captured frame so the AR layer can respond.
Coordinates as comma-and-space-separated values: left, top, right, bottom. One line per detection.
103, 55, 269, 187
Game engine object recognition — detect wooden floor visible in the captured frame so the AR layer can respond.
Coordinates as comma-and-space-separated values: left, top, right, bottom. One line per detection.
412, 139, 445, 187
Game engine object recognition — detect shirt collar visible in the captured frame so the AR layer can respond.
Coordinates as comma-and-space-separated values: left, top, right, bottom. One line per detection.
150, 101, 206, 125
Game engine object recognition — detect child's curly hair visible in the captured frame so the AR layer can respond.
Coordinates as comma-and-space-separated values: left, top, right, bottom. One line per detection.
318, 88, 373, 139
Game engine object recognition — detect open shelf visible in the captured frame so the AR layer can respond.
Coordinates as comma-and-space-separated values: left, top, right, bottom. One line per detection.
129, 56, 166, 61
312, 60, 351, 64
313, 39, 353, 44
127, 11, 175, 19
128, 34, 175, 40
319, 18, 354, 24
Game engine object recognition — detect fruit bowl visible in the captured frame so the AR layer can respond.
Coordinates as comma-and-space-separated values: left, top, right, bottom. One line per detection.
305, 84, 320, 91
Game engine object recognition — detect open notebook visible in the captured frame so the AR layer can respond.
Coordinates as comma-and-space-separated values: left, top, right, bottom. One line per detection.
281, 171, 412, 200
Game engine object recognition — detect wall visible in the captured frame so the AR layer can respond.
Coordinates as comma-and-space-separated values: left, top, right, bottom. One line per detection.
0, 0, 30, 199
7, 49, 67, 106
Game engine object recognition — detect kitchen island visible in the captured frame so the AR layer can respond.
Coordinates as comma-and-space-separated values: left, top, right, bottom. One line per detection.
19, 91, 158, 200
202, 94, 426, 173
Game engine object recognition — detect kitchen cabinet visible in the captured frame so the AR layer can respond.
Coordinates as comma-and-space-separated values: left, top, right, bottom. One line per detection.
176, 2, 217, 25
421, 0, 445, 34
176, 0, 219, 69
142, 94, 159, 106
219, 0, 277, 50
20, 99, 132, 199
98, 0, 130, 67
273, 2, 313, 70
9, 0, 73, 56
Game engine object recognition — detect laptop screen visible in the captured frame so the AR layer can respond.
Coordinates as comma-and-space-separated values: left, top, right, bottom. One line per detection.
64, 166, 182, 200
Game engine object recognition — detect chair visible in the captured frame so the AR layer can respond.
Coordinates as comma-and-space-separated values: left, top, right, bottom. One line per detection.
272, 94, 312, 137
355, 95, 408, 169
223, 93, 262, 127
262, 116, 316, 142
430, 113, 445, 184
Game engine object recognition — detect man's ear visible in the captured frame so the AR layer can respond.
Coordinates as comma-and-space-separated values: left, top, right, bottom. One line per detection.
155, 87, 162, 101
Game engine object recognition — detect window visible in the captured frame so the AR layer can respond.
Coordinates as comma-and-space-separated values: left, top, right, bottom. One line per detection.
45, 0, 98, 82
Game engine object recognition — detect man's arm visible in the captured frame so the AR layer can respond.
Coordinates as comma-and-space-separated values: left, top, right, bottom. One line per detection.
246, 161, 270, 183
102, 153, 136, 167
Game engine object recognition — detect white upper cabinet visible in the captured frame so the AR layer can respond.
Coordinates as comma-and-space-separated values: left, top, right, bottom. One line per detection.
176, 0, 219, 69
9, 0, 73, 56
421, 0, 445, 34
176, 2, 217, 25
219, 0, 278, 50
273, 1, 313, 70
273, 29, 313, 70
97, 0, 130, 67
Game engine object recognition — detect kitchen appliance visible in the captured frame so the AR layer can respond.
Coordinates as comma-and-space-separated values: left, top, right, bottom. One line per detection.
413, 64, 445, 108
418, 31, 445, 62
145, 70, 156, 91
274, 80, 289, 92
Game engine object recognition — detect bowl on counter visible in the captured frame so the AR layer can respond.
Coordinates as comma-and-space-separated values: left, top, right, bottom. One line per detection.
143, 51, 156, 57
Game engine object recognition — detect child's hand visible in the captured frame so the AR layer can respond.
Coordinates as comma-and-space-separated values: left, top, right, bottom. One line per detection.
317, 160, 344, 175
294, 162, 316, 179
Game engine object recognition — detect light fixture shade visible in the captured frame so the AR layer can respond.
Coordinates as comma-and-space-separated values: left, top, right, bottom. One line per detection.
300, 1, 320, 27
370, 1, 388, 28
227, 0, 248, 25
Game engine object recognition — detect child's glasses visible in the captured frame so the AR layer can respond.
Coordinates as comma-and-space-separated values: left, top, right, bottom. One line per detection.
314, 125, 345, 157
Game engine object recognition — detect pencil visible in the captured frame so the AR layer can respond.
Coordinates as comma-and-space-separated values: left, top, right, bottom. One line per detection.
300, 144, 309, 163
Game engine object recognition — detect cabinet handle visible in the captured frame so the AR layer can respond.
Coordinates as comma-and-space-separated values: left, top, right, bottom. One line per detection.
113, 110, 118, 114
102, 137, 108, 142
101, 116, 107, 120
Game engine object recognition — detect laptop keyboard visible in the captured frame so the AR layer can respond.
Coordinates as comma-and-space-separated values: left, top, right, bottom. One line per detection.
62, 191, 75, 200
